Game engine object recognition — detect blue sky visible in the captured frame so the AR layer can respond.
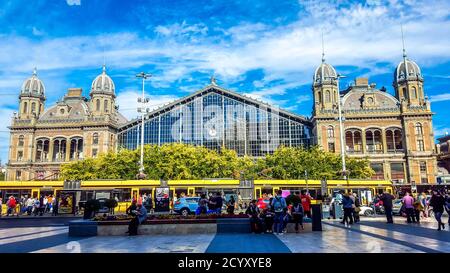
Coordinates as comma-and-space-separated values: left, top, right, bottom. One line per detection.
0, 0, 449, 162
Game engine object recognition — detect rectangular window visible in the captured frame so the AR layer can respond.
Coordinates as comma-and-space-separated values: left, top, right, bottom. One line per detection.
417, 140, 425, 151
328, 142, 335, 153
92, 149, 98, 158
419, 162, 427, 172
390, 163, 405, 180
370, 163, 384, 180
16, 170, 22, 180
17, 151, 23, 161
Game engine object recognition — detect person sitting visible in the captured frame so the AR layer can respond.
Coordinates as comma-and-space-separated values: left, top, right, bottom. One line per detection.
197, 194, 208, 215
126, 200, 137, 216
246, 200, 261, 233
127, 203, 148, 236
226, 196, 236, 215
260, 208, 274, 233
291, 201, 304, 233
213, 192, 223, 214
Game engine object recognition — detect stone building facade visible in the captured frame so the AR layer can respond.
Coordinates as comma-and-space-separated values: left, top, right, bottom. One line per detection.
312, 52, 437, 185
6, 66, 127, 181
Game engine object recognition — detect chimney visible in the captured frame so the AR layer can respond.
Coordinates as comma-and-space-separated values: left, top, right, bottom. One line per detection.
354, 77, 369, 86
67, 88, 83, 97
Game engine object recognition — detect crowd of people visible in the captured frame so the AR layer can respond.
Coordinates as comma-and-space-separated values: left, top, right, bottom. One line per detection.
0, 194, 58, 217
244, 190, 312, 235
375, 189, 450, 231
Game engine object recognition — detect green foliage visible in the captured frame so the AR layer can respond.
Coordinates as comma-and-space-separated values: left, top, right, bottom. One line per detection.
60, 144, 374, 181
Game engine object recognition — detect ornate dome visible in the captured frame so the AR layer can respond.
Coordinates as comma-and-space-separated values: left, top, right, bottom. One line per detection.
395, 59, 422, 82
20, 68, 45, 98
90, 65, 115, 96
314, 62, 337, 83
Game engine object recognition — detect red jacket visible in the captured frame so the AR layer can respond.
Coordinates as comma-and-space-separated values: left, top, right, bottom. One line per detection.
301, 195, 311, 212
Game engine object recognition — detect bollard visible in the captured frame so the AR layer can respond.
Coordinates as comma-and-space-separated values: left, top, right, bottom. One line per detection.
311, 204, 322, 231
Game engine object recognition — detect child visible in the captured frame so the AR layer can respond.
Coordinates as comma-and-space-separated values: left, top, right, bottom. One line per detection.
260, 208, 274, 233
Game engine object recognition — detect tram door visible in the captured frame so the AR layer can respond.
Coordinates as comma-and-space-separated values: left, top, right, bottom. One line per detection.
32, 189, 39, 198
132, 188, 139, 201
187, 187, 195, 197
254, 187, 262, 199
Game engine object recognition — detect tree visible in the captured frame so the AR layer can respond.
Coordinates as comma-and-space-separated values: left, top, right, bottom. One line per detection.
60, 143, 375, 181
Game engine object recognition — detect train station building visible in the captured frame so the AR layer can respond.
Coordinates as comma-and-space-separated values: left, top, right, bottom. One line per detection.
6, 51, 438, 186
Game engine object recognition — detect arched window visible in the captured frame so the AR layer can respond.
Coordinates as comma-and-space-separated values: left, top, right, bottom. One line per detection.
23, 102, 28, 113
415, 123, 423, 136
334, 91, 337, 102
317, 91, 322, 104
386, 128, 403, 152
93, 133, 99, 145
412, 86, 417, 99
366, 129, 383, 153
18, 135, 24, 147
104, 99, 109, 112
403, 87, 408, 100
325, 90, 331, 103
31, 102, 36, 113
327, 126, 334, 138
345, 130, 362, 153
96, 99, 100, 111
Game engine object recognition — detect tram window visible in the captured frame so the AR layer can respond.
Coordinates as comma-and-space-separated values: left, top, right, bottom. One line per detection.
139, 189, 153, 199
121, 189, 131, 202
175, 188, 188, 198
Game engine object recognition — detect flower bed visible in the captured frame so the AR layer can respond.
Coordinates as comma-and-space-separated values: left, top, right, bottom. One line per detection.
92, 213, 249, 223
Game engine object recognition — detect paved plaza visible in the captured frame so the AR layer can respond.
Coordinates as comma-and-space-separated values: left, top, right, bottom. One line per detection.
0, 216, 448, 253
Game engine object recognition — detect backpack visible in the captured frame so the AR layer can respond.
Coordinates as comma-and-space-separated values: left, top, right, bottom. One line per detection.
272, 197, 284, 213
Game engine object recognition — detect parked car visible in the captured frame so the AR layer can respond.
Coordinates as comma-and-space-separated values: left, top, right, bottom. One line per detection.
359, 206, 374, 216
392, 199, 404, 216
173, 197, 200, 216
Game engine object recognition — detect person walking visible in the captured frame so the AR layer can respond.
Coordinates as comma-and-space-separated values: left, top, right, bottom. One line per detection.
418, 192, 428, 218
413, 195, 423, 224
429, 190, 446, 231
402, 192, 416, 223
341, 192, 354, 226
271, 190, 287, 235
52, 197, 59, 216
246, 200, 261, 233
300, 190, 312, 218
445, 190, 450, 225
380, 191, 395, 223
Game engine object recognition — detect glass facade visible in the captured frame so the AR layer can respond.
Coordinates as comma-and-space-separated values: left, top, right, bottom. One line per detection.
118, 88, 313, 156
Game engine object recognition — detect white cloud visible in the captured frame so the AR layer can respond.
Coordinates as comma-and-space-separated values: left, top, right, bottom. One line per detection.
116, 90, 179, 120
32, 27, 45, 36
66, 0, 81, 6
296, 95, 311, 104
429, 93, 450, 103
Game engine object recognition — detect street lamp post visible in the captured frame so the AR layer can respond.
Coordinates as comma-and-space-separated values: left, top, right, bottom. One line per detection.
335, 74, 347, 181
136, 72, 151, 179
305, 169, 309, 193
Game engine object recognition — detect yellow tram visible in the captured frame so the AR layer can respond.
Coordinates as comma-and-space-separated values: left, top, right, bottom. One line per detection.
0, 179, 393, 213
